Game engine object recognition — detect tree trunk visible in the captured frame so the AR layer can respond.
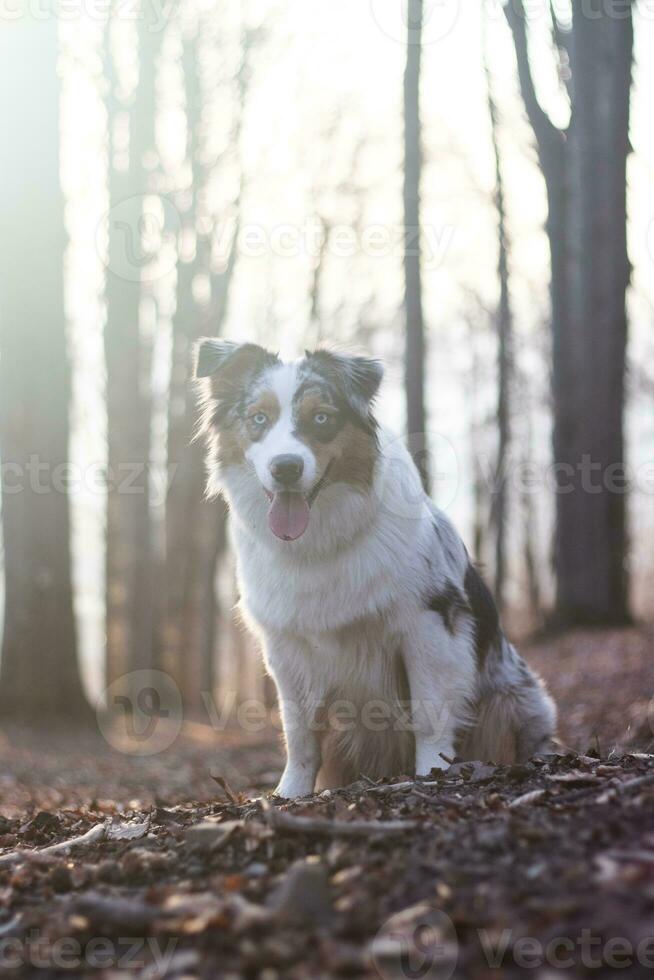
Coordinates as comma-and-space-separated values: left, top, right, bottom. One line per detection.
0, 20, 91, 721
554, 1, 632, 624
404, 0, 429, 491
484, 25, 514, 613
521, 461, 543, 628
104, 15, 159, 691
161, 29, 243, 709
505, 0, 633, 626
465, 317, 489, 565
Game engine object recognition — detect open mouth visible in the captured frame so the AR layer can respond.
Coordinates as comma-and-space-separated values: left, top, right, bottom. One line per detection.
265, 462, 333, 542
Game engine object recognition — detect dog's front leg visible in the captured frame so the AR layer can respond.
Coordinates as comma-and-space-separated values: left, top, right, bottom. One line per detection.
402, 612, 476, 776
264, 635, 321, 798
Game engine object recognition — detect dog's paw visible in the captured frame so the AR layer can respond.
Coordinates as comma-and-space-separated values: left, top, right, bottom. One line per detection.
274, 769, 315, 799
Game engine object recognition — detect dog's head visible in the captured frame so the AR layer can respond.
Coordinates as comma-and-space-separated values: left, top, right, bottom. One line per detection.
195, 341, 383, 541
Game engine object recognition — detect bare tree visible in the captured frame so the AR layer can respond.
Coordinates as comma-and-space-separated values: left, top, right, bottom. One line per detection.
404, 0, 429, 490
484, 21, 514, 613
505, 0, 634, 625
307, 213, 330, 347
0, 21, 90, 720
520, 421, 543, 628
162, 21, 249, 708
464, 313, 491, 564
104, 11, 161, 689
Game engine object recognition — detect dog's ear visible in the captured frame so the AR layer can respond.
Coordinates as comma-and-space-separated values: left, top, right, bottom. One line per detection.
340, 354, 384, 405
195, 338, 239, 379
194, 339, 278, 425
307, 350, 384, 411
195, 339, 276, 386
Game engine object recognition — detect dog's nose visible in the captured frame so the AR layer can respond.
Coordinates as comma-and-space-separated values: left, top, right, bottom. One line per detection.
270, 454, 304, 487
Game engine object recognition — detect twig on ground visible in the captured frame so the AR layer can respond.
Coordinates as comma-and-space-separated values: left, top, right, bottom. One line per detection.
409, 787, 469, 809
614, 772, 654, 794
262, 800, 420, 837
0, 823, 108, 869
211, 774, 239, 804
358, 773, 378, 786
364, 779, 444, 796
364, 781, 414, 795
554, 771, 654, 807
509, 789, 546, 808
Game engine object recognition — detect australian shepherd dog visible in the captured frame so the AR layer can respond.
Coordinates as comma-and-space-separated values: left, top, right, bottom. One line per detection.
195, 341, 556, 798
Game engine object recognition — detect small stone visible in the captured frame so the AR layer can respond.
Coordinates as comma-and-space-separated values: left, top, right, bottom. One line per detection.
271, 857, 333, 926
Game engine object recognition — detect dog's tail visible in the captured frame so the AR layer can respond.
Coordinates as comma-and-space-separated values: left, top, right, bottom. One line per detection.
460, 650, 557, 765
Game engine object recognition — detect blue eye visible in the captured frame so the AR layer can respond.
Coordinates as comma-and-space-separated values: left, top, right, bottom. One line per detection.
252, 413, 268, 426
314, 412, 330, 425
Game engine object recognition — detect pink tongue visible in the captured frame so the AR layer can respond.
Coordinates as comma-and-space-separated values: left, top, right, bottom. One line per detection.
268, 492, 310, 541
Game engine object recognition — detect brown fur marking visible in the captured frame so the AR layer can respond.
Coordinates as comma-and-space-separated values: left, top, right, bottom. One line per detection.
327, 424, 377, 490
294, 392, 377, 491
216, 390, 281, 468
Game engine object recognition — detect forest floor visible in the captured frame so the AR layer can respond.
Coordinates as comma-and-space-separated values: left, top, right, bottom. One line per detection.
0, 626, 653, 978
